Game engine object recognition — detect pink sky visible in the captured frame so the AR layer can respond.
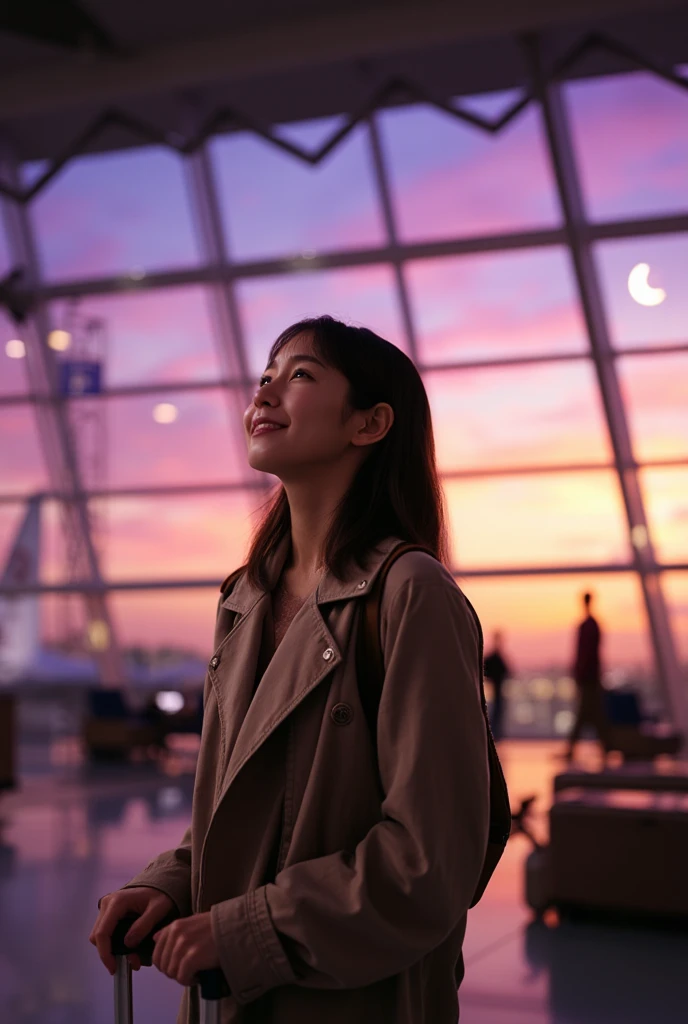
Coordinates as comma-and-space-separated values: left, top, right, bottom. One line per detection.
1, 69, 686, 674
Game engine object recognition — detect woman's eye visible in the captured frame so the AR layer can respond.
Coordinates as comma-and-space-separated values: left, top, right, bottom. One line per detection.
258, 368, 311, 387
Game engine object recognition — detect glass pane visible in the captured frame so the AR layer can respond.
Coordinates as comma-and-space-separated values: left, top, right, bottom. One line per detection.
407, 247, 587, 364
566, 71, 688, 221
49, 286, 223, 389
99, 389, 246, 488
380, 94, 560, 242
425, 361, 612, 470
111, 587, 218, 656
29, 146, 200, 282
640, 467, 688, 564
237, 264, 407, 377
663, 572, 688, 665
618, 353, 688, 461
464, 572, 651, 677
445, 470, 630, 569
0, 502, 25, 560
594, 234, 688, 349
98, 491, 256, 581
0, 405, 48, 494
1, 308, 31, 395
211, 118, 384, 261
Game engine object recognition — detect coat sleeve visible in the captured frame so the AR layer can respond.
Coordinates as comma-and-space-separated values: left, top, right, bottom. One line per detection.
210, 570, 490, 1004
119, 825, 193, 918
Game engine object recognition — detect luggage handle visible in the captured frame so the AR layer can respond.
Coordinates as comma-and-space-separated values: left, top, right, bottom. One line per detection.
111, 912, 229, 1022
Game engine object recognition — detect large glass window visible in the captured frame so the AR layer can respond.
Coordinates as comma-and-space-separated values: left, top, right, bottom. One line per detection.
566, 71, 688, 221
662, 572, 688, 664
49, 286, 224, 389
110, 587, 218, 656
618, 353, 688, 462
98, 492, 256, 581
594, 234, 688, 350
237, 264, 406, 377
1, 309, 31, 395
464, 572, 652, 677
28, 146, 201, 282
379, 92, 560, 242
640, 467, 688, 564
445, 470, 631, 569
0, 405, 48, 494
211, 118, 385, 261
90, 389, 247, 488
425, 361, 612, 471
406, 247, 587, 364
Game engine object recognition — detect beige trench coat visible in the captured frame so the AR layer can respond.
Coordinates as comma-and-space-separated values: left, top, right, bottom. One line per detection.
124, 537, 490, 1023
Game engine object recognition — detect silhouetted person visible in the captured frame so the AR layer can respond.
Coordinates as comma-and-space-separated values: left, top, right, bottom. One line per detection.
566, 592, 608, 760
484, 631, 510, 740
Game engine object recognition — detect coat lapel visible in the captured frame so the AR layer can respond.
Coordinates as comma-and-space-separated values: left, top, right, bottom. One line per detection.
212, 534, 403, 803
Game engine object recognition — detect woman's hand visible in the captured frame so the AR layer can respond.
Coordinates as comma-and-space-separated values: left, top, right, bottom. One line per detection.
90, 887, 175, 975
152, 912, 220, 987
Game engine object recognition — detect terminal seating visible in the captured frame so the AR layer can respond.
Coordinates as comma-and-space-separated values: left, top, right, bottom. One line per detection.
83, 689, 166, 761
0, 695, 15, 791
602, 689, 682, 759
525, 765, 688, 924
83, 688, 203, 761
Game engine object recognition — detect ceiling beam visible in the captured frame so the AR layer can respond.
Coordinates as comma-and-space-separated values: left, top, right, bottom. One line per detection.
0, 0, 676, 120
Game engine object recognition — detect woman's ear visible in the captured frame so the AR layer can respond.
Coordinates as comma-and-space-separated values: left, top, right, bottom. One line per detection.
351, 403, 394, 448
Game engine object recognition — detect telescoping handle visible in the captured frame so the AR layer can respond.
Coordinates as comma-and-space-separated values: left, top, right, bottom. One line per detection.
111, 913, 229, 1024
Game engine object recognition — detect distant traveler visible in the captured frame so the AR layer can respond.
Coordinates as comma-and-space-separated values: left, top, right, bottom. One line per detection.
484, 631, 510, 740
89, 316, 508, 1024
566, 591, 608, 761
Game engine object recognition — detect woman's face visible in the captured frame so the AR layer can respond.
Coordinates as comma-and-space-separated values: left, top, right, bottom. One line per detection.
243, 333, 364, 479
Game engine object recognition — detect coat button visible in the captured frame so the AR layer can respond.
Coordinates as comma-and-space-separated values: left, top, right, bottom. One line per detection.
331, 703, 353, 726
322, 648, 334, 661
357, 580, 367, 589
209, 656, 220, 670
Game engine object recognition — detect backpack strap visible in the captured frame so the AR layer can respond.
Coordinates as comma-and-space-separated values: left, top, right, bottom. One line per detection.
355, 542, 511, 908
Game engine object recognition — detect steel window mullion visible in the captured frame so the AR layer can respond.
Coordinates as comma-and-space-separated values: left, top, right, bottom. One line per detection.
526, 33, 687, 738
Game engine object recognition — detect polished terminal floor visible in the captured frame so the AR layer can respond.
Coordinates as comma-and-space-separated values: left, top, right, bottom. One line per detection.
1, 738, 686, 1023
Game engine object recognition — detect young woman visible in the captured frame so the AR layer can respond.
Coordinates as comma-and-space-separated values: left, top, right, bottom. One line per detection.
90, 316, 493, 1023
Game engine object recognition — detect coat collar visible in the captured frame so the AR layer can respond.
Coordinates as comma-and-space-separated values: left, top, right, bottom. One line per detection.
220, 535, 403, 615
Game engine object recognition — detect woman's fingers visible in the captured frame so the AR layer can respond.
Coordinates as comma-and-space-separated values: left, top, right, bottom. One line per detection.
90, 898, 123, 975
123, 897, 170, 948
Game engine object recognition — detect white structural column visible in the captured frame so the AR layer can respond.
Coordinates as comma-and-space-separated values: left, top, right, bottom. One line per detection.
367, 114, 422, 363
0, 148, 125, 684
526, 36, 687, 739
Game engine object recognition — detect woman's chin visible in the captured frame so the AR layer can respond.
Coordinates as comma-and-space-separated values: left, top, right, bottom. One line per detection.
247, 451, 284, 475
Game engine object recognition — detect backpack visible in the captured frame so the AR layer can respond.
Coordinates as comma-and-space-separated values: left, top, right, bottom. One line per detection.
355, 543, 511, 908
219, 542, 511, 907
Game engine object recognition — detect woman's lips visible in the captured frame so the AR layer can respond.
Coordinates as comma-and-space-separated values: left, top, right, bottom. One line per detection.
252, 423, 286, 436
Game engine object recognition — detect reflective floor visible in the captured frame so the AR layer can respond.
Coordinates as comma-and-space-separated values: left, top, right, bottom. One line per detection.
1, 738, 686, 1023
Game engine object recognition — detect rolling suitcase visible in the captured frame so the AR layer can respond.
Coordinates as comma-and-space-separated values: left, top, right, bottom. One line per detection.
111, 913, 228, 1024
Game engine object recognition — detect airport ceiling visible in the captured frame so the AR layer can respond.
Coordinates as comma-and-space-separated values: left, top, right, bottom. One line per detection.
0, 0, 687, 162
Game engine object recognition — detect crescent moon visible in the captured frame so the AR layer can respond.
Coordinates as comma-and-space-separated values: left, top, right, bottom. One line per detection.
627, 263, 666, 307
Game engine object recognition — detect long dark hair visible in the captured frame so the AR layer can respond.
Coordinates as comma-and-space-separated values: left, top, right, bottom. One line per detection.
246, 316, 448, 588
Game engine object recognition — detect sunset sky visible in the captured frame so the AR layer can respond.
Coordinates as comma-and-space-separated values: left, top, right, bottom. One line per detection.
1, 68, 686, 675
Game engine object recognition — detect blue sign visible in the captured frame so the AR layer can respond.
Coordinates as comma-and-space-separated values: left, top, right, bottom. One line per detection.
59, 360, 102, 396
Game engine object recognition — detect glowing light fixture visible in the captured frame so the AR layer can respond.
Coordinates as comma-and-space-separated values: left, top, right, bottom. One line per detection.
153, 402, 179, 424
48, 329, 72, 351
87, 619, 110, 650
627, 263, 666, 307
156, 691, 185, 714
6, 339, 25, 358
